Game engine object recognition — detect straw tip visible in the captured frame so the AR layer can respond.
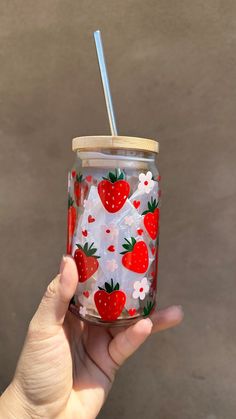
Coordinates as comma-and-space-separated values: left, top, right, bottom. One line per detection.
94, 30, 101, 36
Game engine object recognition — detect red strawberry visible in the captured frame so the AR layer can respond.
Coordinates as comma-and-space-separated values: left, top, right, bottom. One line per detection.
83, 290, 90, 298
74, 242, 100, 282
133, 200, 140, 209
137, 229, 143, 236
67, 195, 76, 254
128, 308, 137, 316
86, 175, 93, 182
94, 279, 126, 321
107, 245, 115, 252
98, 169, 130, 213
74, 173, 89, 206
71, 170, 76, 178
142, 197, 160, 240
88, 215, 95, 223
120, 237, 149, 274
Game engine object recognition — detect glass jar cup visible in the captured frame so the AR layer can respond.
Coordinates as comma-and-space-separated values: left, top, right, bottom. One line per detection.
67, 136, 160, 326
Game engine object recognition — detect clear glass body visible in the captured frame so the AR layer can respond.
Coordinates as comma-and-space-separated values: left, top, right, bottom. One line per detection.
67, 147, 160, 326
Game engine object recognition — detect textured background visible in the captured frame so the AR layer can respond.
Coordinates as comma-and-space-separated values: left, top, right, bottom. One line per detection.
1, 1, 236, 418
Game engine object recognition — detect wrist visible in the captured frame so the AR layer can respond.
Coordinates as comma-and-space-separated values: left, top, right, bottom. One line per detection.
0, 381, 31, 419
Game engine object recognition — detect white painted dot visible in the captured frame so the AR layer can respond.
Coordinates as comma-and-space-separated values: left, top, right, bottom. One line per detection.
118, 192, 121, 195
112, 204, 114, 208
99, 300, 101, 303
112, 196, 115, 200
106, 201, 109, 204
112, 185, 115, 189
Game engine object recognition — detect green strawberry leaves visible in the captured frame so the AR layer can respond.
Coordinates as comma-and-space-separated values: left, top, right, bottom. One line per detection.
98, 278, 120, 293
76, 242, 100, 258
120, 237, 136, 254
76, 173, 83, 183
102, 168, 126, 183
68, 195, 74, 208
143, 300, 155, 316
142, 197, 159, 215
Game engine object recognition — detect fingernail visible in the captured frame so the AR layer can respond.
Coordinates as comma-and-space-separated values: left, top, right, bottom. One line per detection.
169, 305, 184, 321
144, 317, 153, 327
59, 255, 68, 276
176, 305, 184, 314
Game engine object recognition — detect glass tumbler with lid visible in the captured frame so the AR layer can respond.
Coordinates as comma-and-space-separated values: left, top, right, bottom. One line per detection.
67, 136, 160, 326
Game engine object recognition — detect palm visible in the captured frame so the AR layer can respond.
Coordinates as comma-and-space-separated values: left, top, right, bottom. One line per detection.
63, 312, 118, 419
10, 257, 183, 419
16, 312, 118, 418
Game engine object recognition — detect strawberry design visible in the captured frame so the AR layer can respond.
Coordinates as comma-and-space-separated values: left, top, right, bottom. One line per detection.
98, 169, 130, 213
151, 246, 156, 255
133, 200, 140, 209
74, 172, 89, 206
128, 308, 137, 316
67, 195, 76, 254
143, 300, 155, 317
142, 198, 160, 240
88, 215, 95, 223
120, 237, 149, 274
94, 279, 126, 321
107, 245, 115, 252
74, 242, 100, 282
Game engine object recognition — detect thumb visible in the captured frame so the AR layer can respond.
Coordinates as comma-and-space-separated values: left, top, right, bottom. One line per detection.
31, 255, 78, 330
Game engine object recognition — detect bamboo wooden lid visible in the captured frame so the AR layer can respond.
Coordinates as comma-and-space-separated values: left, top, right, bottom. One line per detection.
72, 136, 159, 153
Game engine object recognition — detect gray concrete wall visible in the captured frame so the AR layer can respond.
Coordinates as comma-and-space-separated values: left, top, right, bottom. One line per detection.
0, 1, 236, 418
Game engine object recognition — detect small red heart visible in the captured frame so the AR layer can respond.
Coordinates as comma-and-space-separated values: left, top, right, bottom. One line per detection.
107, 245, 115, 252
106, 229, 111, 234
137, 229, 143, 236
86, 175, 92, 182
83, 291, 89, 298
88, 215, 95, 223
71, 170, 76, 178
128, 308, 137, 316
82, 230, 88, 237
151, 247, 156, 255
133, 200, 140, 209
